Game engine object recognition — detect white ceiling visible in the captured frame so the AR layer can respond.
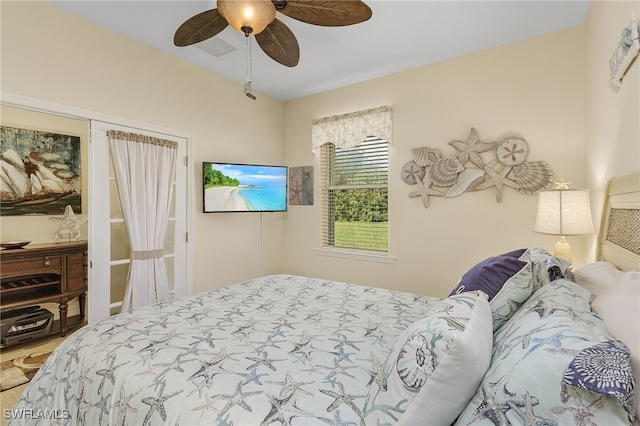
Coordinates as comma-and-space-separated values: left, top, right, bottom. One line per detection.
46, 1, 590, 102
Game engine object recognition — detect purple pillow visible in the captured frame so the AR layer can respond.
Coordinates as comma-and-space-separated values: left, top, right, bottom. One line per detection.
449, 249, 527, 300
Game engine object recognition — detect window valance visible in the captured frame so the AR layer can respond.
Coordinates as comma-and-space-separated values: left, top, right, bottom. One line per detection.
311, 105, 392, 154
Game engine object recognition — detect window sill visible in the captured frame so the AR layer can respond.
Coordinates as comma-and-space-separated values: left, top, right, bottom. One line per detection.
312, 247, 397, 264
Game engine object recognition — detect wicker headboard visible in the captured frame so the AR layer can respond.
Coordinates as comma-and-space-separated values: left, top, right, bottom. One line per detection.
597, 170, 640, 272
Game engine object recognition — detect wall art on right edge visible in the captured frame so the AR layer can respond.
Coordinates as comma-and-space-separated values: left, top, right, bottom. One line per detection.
610, 10, 639, 88
289, 166, 314, 205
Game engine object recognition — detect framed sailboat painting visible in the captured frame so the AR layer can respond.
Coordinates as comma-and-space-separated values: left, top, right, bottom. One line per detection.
0, 126, 82, 216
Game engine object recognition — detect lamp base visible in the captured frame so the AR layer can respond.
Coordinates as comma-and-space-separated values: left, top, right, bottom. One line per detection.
553, 236, 572, 264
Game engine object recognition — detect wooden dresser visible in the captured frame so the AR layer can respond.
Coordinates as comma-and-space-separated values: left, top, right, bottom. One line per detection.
0, 241, 88, 337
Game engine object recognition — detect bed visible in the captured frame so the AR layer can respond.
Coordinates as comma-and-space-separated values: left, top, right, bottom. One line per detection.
10, 170, 639, 425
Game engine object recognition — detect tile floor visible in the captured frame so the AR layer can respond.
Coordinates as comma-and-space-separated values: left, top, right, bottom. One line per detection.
0, 324, 83, 426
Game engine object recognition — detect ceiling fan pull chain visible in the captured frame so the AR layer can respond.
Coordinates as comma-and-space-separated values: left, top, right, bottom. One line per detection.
244, 35, 256, 100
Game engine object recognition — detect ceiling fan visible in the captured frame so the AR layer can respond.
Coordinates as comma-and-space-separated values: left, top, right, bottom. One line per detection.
174, 0, 372, 68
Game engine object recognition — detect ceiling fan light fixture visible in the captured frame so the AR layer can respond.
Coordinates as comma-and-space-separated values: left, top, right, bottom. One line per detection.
218, 0, 276, 36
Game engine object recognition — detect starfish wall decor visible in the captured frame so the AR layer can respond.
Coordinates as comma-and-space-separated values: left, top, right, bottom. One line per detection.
401, 127, 555, 208
49, 204, 88, 242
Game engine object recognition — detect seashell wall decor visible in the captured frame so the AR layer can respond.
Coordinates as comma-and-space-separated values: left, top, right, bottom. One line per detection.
402, 127, 554, 208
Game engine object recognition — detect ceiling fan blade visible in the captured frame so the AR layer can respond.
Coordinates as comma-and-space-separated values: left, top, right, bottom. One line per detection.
174, 9, 229, 47
276, 1, 372, 26
255, 19, 300, 67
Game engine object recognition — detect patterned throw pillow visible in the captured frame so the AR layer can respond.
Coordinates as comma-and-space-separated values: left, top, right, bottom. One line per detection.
455, 280, 635, 426
450, 248, 533, 331
530, 247, 572, 292
361, 291, 493, 426
562, 340, 636, 420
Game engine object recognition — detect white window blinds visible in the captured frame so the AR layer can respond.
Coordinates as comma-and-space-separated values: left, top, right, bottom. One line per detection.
321, 138, 389, 251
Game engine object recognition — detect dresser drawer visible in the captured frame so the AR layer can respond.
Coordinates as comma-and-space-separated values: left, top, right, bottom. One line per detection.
0, 256, 63, 278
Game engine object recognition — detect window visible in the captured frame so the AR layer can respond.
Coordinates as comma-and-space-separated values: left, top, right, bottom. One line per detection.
321, 137, 389, 252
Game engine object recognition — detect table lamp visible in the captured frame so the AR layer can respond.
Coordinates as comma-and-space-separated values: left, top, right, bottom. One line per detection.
534, 187, 595, 263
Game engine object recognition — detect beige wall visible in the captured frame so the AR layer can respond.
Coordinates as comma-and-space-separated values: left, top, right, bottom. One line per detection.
283, 27, 589, 297
1, 1, 285, 294
584, 0, 640, 259
2, 1, 638, 301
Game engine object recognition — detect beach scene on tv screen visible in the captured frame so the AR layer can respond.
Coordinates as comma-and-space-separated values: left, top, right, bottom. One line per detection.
204, 163, 287, 212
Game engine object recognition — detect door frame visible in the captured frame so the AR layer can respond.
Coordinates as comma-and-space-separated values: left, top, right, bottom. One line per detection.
0, 92, 195, 324
90, 120, 190, 322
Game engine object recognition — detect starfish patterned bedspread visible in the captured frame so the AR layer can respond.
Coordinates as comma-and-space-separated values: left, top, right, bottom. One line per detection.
12, 274, 440, 425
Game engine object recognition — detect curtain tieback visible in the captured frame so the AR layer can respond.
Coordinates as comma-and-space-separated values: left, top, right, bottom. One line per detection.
131, 249, 164, 260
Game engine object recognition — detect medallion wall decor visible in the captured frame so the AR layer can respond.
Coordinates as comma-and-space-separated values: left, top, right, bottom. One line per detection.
0, 126, 82, 215
402, 127, 554, 208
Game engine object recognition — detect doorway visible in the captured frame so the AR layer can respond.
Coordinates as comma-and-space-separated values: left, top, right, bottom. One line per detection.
89, 121, 190, 323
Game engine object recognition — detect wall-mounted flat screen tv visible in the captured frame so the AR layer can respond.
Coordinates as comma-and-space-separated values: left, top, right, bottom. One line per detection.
203, 162, 288, 213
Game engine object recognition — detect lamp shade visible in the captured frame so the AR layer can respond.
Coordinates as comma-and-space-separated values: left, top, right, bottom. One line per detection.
218, 0, 276, 36
534, 189, 595, 236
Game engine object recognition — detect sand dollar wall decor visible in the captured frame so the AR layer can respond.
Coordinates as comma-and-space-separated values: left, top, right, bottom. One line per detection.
403, 127, 554, 208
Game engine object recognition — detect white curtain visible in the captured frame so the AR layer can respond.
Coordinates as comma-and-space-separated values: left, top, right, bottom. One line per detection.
107, 130, 177, 312
311, 105, 392, 154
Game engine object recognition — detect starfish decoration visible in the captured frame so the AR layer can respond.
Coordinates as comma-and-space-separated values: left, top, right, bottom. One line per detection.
476, 165, 518, 203
211, 347, 242, 365
215, 381, 261, 416
96, 357, 128, 395
188, 358, 226, 384
554, 178, 571, 189
364, 352, 386, 389
109, 334, 146, 353
289, 173, 303, 205
320, 382, 366, 417
94, 393, 112, 424
232, 316, 257, 340
288, 338, 315, 362
523, 330, 589, 359
136, 330, 177, 363
64, 343, 91, 371
329, 347, 355, 363
448, 127, 497, 168
323, 359, 358, 380
272, 317, 297, 331
408, 173, 442, 208
114, 383, 141, 426
528, 299, 567, 319
267, 372, 314, 398
154, 353, 190, 379
552, 385, 607, 425
134, 363, 159, 381
141, 381, 183, 425
237, 367, 269, 386
191, 394, 220, 421
329, 335, 363, 351
260, 391, 312, 426
507, 391, 555, 426
251, 335, 286, 353
245, 351, 285, 371
49, 204, 87, 242
462, 382, 511, 425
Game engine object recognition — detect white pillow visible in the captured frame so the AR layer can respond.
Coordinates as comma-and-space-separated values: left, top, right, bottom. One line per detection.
361, 291, 493, 426
591, 271, 640, 424
574, 261, 627, 300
